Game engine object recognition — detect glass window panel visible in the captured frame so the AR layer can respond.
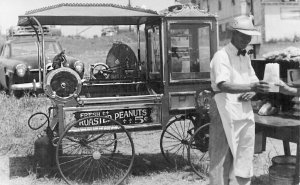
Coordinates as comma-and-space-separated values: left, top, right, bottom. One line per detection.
45, 41, 61, 55
147, 26, 161, 79
11, 42, 37, 56
11, 41, 61, 57
170, 23, 211, 81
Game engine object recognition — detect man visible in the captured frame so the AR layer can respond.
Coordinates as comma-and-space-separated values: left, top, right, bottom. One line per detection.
209, 15, 269, 185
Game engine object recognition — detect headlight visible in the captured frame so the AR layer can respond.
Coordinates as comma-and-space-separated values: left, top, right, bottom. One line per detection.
16, 64, 27, 77
74, 61, 84, 73
46, 63, 53, 71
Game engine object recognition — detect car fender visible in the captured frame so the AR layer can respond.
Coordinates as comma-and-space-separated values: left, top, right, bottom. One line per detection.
0, 65, 5, 89
65, 56, 85, 77
0, 60, 10, 89
3, 69, 14, 89
0, 58, 23, 89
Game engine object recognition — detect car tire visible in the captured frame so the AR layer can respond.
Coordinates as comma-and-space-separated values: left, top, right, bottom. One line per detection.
5, 76, 13, 96
5, 77, 24, 98
5, 87, 13, 96
13, 90, 24, 99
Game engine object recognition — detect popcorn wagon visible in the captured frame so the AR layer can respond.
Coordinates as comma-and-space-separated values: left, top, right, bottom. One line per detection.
20, 3, 218, 184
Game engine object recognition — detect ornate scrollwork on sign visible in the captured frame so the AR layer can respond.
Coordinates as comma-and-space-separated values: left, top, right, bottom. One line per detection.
162, 3, 216, 17
25, 3, 157, 15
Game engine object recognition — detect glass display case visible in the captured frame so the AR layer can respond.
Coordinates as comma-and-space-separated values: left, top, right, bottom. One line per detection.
169, 23, 211, 81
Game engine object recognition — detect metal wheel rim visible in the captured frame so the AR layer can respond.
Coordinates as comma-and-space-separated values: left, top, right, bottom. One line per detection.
92, 63, 110, 79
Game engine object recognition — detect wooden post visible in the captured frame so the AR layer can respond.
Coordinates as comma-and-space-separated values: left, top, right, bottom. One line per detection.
128, 0, 131, 32
283, 140, 291, 156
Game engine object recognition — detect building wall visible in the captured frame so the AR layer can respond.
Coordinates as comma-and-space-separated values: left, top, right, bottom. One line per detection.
176, 0, 263, 45
263, 2, 300, 41
178, 0, 252, 23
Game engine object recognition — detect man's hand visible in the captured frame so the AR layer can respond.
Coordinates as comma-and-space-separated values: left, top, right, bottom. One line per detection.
251, 81, 270, 93
239, 92, 256, 101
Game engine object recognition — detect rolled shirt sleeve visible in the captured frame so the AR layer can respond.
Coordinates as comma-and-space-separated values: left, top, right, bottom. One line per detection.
210, 50, 231, 91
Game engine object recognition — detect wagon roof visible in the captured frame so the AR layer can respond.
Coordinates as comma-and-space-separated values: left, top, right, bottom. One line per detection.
18, 3, 161, 26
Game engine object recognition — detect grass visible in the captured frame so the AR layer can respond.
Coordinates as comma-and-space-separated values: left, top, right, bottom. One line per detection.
0, 94, 51, 156
1, 33, 300, 184
0, 93, 289, 185
55, 33, 146, 78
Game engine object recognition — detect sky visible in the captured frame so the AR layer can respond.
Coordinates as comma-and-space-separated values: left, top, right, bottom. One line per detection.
0, 0, 175, 34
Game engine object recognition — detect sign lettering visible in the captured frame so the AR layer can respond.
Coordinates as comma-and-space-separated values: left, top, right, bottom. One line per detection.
74, 108, 152, 127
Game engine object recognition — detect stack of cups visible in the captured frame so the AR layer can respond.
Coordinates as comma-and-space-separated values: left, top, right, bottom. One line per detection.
263, 63, 280, 92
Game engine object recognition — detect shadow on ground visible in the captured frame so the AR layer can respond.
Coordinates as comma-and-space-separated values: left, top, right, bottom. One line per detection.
132, 153, 194, 175
252, 174, 269, 185
9, 152, 205, 182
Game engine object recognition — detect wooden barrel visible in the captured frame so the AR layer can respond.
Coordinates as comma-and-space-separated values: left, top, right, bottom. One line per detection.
269, 156, 296, 185
271, 155, 296, 166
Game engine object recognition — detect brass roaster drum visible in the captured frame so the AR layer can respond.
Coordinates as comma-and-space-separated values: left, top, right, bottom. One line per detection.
44, 67, 82, 102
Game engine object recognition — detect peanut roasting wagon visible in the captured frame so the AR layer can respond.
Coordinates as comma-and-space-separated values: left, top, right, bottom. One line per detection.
18, 3, 218, 184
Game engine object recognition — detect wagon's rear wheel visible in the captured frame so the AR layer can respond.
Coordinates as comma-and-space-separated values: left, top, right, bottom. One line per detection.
56, 116, 135, 185
187, 123, 210, 178
160, 115, 195, 164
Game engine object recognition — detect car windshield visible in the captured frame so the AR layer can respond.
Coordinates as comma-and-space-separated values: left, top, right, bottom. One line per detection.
11, 41, 61, 56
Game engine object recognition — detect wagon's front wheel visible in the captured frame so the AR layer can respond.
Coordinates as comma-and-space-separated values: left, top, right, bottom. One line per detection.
187, 123, 210, 178
56, 116, 135, 185
160, 115, 195, 164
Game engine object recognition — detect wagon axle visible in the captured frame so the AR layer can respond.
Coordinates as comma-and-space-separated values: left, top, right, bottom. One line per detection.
181, 139, 189, 145
92, 151, 102, 160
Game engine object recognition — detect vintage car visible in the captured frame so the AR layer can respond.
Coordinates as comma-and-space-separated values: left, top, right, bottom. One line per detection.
101, 27, 117, 36
0, 36, 84, 97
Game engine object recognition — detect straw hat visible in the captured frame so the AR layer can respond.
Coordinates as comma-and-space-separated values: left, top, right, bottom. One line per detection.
229, 15, 261, 36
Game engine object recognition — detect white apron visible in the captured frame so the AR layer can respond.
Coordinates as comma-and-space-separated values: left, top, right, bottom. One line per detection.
214, 48, 255, 178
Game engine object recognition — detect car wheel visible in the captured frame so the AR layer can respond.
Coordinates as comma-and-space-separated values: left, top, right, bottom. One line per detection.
5, 76, 13, 96
5, 87, 13, 96
13, 90, 24, 99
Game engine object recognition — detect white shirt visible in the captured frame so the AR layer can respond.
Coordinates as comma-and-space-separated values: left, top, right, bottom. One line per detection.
210, 43, 259, 178
210, 43, 259, 92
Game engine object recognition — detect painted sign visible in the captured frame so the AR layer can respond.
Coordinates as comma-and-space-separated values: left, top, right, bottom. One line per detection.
74, 108, 153, 127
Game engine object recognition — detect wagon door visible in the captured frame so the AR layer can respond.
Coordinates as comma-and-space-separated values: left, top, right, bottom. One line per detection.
162, 16, 218, 120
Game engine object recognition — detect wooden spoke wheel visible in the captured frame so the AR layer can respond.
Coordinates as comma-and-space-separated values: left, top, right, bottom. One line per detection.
187, 123, 210, 178
160, 115, 195, 164
56, 116, 135, 185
